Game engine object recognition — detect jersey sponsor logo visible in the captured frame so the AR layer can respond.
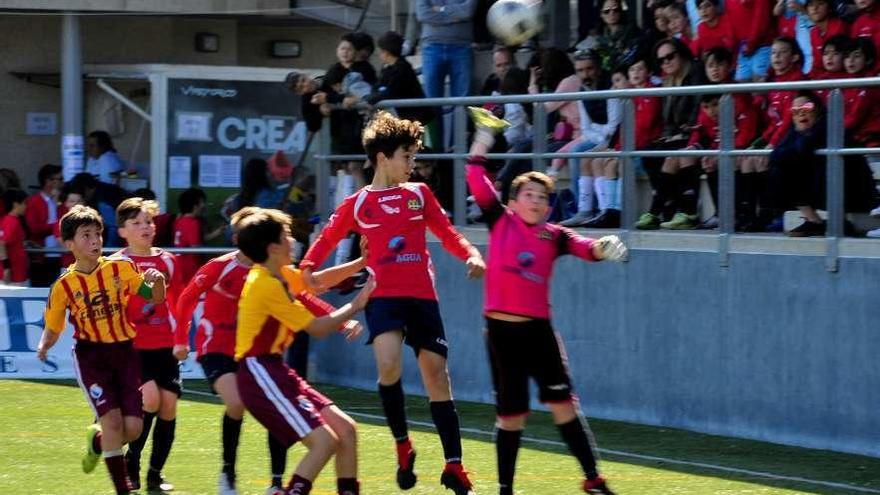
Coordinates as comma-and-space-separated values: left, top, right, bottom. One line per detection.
517, 251, 535, 268
435, 337, 448, 347
388, 236, 406, 253
407, 199, 421, 211
379, 236, 423, 264
538, 230, 553, 241
395, 253, 422, 263
87, 291, 110, 307
378, 194, 402, 203
89, 383, 103, 399
380, 204, 401, 215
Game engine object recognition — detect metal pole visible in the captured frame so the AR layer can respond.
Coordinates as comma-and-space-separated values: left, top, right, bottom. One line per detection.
826, 89, 844, 272
61, 13, 83, 182
316, 119, 332, 223
547, 0, 570, 49
532, 103, 547, 171
718, 94, 735, 267
390, 0, 398, 32
453, 105, 467, 225
621, 98, 636, 233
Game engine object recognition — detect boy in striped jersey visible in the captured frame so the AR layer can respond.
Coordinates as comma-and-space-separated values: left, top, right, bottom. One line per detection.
113, 197, 186, 492
37, 205, 167, 495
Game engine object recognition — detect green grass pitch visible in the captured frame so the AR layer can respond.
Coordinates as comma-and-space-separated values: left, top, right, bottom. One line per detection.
1, 379, 878, 494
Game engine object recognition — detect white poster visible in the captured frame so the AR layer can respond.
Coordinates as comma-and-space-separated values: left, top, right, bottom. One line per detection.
199, 155, 241, 188
0, 287, 205, 380
168, 156, 192, 189
61, 134, 84, 181
176, 111, 213, 142
26, 112, 57, 136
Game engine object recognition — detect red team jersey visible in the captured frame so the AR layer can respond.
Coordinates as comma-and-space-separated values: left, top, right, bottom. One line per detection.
177, 251, 250, 358
115, 248, 186, 349
301, 183, 474, 301
174, 215, 202, 283
0, 214, 28, 283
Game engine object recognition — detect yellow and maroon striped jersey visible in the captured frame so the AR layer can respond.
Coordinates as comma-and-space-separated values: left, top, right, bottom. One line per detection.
44, 256, 146, 343
234, 264, 315, 361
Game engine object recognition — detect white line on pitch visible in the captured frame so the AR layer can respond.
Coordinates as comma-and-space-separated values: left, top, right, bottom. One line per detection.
184, 389, 879, 494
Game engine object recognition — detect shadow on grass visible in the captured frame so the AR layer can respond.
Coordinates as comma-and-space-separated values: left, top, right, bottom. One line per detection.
24, 379, 880, 495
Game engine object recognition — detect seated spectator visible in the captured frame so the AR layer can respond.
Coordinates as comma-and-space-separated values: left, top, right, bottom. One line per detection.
727, 0, 776, 81
25, 164, 63, 286
813, 34, 850, 103
768, 91, 876, 236
692, 0, 737, 60
0, 189, 29, 286
842, 38, 880, 146
665, 4, 697, 52
807, 0, 849, 75
69, 172, 129, 246
284, 71, 324, 134
774, 0, 814, 73
85, 130, 125, 184
528, 48, 582, 156
593, 0, 640, 71
481, 46, 515, 96
366, 30, 434, 125
852, 0, 880, 63
54, 184, 85, 269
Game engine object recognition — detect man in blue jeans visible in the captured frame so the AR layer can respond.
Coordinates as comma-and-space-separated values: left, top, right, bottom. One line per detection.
417, 0, 476, 147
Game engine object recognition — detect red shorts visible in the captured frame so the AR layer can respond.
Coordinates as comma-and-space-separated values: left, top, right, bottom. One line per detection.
236, 355, 333, 448
72, 340, 143, 418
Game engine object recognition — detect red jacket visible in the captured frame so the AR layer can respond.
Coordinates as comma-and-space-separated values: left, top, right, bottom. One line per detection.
762, 68, 806, 146
726, 0, 776, 53
687, 93, 759, 150
24, 192, 57, 246
614, 83, 663, 150
809, 19, 849, 75
853, 5, 880, 62
0, 214, 28, 282
812, 69, 849, 103
693, 15, 737, 60
843, 76, 880, 146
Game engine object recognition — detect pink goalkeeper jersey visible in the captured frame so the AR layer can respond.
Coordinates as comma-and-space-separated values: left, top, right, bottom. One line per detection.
466, 157, 598, 319
301, 183, 475, 301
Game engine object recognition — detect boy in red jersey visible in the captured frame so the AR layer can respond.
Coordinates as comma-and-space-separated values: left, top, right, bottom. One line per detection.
300, 112, 486, 494
692, 0, 736, 60
235, 208, 374, 495
177, 207, 367, 495
174, 187, 223, 281
112, 197, 186, 492
852, 0, 880, 63
37, 205, 166, 495
467, 107, 624, 495
0, 189, 29, 285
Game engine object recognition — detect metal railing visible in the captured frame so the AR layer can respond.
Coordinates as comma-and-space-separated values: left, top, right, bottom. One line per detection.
314, 76, 880, 272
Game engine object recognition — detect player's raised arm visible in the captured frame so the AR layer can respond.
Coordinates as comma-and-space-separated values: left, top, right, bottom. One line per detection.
300, 194, 358, 288
420, 182, 485, 278
303, 272, 375, 338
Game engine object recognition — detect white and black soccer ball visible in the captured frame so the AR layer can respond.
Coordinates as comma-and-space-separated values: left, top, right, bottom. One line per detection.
487, 0, 543, 47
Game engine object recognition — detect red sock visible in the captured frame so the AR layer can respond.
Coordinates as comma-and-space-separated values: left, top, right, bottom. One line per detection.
104, 452, 129, 494
396, 439, 413, 469
93, 430, 103, 454
287, 474, 313, 495
337, 477, 359, 495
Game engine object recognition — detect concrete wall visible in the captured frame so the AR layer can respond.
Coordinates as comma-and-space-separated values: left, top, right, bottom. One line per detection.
312, 242, 880, 458
0, 14, 345, 189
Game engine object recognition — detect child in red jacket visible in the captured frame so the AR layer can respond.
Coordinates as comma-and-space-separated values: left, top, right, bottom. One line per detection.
842, 37, 880, 146
727, 0, 777, 81
0, 189, 29, 285
807, 0, 850, 76
692, 0, 737, 60
852, 0, 880, 66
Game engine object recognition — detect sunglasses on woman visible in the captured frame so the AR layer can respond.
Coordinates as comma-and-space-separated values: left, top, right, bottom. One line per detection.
602, 7, 622, 14
657, 52, 677, 64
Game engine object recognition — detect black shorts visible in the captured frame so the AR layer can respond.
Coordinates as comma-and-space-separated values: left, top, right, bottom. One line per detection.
138, 348, 182, 397
486, 317, 574, 417
365, 297, 448, 358
198, 353, 239, 392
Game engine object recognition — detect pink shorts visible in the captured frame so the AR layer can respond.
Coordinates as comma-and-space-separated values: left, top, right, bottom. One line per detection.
236, 355, 333, 447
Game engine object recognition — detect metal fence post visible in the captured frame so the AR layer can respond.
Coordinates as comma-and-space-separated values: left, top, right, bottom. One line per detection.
453, 105, 467, 225
718, 93, 735, 267
532, 102, 547, 172
316, 119, 332, 224
826, 89, 844, 272
621, 98, 636, 232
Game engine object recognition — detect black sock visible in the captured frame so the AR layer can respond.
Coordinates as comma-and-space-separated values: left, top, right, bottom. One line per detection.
288, 474, 313, 494
496, 428, 522, 494
378, 380, 409, 442
222, 414, 243, 479
652, 172, 677, 217
707, 170, 719, 215
127, 411, 155, 469
557, 417, 600, 480
337, 477, 360, 495
430, 400, 463, 464
740, 172, 756, 221
268, 432, 288, 487
149, 418, 175, 474
755, 170, 774, 221
679, 166, 702, 215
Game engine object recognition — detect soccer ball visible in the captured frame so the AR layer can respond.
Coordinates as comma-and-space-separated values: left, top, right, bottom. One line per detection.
487, 0, 543, 46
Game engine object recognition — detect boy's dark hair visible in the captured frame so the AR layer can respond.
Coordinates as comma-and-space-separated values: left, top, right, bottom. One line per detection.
2, 188, 27, 212
700, 93, 721, 104
362, 111, 423, 166
38, 164, 62, 187
510, 171, 555, 199
823, 34, 850, 53
229, 206, 262, 236
236, 208, 291, 263
87, 130, 115, 152
60, 204, 103, 241
705, 46, 734, 66
378, 31, 404, 58
59, 183, 84, 205
348, 31, 375, 55
132, 187, 157, 201
178, 187, 206, 215
499, 67, 530, 95
844, 36, 876, 68
116, 197, 159, 227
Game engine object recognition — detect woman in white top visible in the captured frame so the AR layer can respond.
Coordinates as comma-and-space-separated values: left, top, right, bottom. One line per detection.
85, 130, 125, 184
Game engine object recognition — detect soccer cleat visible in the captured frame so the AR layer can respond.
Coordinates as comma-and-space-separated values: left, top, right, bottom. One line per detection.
82, 424, 102, 474
467, 106, 510, 133
583, 476, 615, 494
787, 219, 826, 237
867, 227, 880, 238
634, 212, 661, 230
146, 470, 174, 492
660, 212, 699, 230
559, 210, 596, 227
219, 472, 239, 495
440, 463, 475, 495
396, 441, 417, 490
583, 209, 621, 229
870, 205, 880, 217
265, 486, 285, 495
